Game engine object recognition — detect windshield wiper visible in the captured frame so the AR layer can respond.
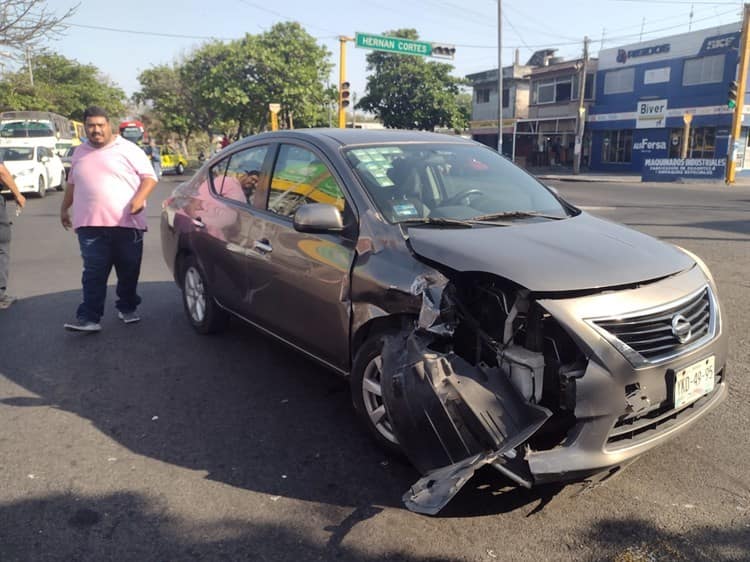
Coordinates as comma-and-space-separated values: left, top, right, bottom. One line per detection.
470, 211, 565, 222
400, 217, 475, 228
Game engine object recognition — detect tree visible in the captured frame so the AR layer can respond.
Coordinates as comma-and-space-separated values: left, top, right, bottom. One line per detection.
0, 0, 77, 50
138, 22, 333, 142
135, 63, 195, 142
357, 29, 467, 131
0, 52, 126, 119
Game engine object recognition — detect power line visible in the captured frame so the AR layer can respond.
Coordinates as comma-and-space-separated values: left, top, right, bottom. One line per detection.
67, 23, 235, 41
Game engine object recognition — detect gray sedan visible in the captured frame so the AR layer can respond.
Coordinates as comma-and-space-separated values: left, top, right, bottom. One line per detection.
160, 129, 727, 514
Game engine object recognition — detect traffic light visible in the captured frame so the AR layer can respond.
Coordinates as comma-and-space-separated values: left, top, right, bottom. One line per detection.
728, 80, 739, 109
431, 44, 456, 59
340, 81, 351, 108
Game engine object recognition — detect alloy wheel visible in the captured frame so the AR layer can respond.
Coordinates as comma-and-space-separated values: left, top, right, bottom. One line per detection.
184, 266, 206, 323
361, 354, 398, 445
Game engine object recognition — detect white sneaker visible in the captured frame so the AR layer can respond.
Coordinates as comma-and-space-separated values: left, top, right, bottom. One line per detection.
118, 310, 141, 324
64, 318, 102, 332
0, 294, 17, 309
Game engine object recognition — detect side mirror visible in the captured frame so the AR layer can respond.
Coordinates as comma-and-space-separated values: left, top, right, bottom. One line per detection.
293, 203, 344, 233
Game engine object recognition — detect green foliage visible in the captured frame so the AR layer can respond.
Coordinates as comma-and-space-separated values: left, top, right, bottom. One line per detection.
356, 29, 467, 131
0, 52, 126, 119
136, 22, 333, 141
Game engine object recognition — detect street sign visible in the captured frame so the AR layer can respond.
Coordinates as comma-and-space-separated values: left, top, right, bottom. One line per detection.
269, 103, 281, 113
355, 32, 432, 57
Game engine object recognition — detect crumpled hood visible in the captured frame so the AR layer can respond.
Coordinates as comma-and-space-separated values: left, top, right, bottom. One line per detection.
406, 212, 694, 292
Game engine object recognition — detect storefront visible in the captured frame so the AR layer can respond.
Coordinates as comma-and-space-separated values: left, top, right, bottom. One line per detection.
588, 23, 743, 175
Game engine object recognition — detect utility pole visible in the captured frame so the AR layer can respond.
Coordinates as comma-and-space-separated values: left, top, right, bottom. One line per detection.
727, 3, 750, 184
26, 47, 34, 87
497, 0, 503, 154
573, 37, 590, 175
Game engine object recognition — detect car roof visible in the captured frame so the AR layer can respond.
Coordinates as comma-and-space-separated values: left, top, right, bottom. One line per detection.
237, 128, 478, 149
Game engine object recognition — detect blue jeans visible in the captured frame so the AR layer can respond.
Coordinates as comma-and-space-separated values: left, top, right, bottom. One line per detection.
76, 227, 144, 322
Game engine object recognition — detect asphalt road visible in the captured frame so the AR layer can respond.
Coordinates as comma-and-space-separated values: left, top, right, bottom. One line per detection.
0, 175, 748, 562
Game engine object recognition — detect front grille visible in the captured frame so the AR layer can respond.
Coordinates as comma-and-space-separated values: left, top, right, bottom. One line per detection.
591, 286, 716, 366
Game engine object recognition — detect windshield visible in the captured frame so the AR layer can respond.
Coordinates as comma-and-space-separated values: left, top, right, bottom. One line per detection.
0, 147, 34, 161
345, 142, 570, 224
0, 121, 55, 138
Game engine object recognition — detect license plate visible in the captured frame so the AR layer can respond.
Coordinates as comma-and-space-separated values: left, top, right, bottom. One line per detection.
673, 356, 715, 409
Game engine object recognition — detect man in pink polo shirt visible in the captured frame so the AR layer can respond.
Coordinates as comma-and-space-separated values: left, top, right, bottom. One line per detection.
60, 106, 158, 332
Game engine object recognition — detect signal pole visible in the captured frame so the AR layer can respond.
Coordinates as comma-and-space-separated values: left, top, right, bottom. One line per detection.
727, 3, 750, 184
338, 36, 353, 129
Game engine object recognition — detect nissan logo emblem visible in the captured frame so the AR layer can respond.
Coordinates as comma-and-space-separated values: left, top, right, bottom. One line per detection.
671, 314, 692, 343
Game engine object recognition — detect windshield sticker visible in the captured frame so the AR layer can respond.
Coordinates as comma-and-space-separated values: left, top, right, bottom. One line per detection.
392, 202, 419, 217
350, 147, 404, 187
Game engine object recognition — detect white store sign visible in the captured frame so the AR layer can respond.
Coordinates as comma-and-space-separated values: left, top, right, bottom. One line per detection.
637, 99, 668, 128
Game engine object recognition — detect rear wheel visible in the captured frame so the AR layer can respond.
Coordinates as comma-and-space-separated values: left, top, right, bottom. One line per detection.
351, 331, 402, 455
37, 176, 46, 198
57, 172, 65, 191
181, 256, 228, 334
176, 163, 185, 175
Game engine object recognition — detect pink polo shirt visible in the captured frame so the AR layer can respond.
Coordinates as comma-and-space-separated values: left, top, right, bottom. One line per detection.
69, 136, 157, 230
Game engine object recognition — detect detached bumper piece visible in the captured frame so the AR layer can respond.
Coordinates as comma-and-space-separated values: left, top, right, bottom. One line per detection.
381, 333, 551, 515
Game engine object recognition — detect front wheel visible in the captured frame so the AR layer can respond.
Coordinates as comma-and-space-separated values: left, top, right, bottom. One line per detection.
351, 332, 402, 455
37, 176, 46, 198
181, 255, 228, 334
176, 163, 185, 175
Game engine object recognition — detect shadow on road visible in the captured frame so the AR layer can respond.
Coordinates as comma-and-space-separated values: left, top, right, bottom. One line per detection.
0, 490, 457, 562
0, 282, 561, 518
585, 517, 750, 562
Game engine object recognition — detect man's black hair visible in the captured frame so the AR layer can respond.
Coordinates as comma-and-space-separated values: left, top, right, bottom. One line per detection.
83, 106, 109, 121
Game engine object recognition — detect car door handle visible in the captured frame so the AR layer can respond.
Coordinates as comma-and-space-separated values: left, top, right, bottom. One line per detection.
253, 239, 272, 254
192, 217, 206, 229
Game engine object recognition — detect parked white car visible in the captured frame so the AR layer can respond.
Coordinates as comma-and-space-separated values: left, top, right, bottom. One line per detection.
0, 145, 66, 197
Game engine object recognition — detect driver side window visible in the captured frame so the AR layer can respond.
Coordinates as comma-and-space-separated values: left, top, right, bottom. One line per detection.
267, 144, 346, 218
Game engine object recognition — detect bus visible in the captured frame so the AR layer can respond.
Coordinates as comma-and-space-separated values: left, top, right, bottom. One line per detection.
0, 111, 76, 156
118, 120, 147, 144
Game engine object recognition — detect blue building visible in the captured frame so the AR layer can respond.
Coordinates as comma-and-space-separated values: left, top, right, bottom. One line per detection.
589, 22, 744, 175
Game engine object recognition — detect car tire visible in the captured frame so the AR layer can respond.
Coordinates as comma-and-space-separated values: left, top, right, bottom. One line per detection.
351, 331, 403, 456
37, 176, 46, 198
176, 163, 185, 175
57, 172, 65, 191
181, 255, 228, 334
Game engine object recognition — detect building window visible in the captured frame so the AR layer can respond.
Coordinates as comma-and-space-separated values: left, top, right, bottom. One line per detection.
683, 54, 724, 86
644, 67, 670, 85
535, 80, 555, 104
604, 68, 635, 94
476, 88, 491, 104
555, 79, 572, 101
502, 88, 510, 108
572, 73, 595, 100
533, 77, 575, 104
669, 127, 716, 158
601, 130, 633, 163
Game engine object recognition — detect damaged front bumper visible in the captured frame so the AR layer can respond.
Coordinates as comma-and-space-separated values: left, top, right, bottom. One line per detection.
378, 266, 728, 515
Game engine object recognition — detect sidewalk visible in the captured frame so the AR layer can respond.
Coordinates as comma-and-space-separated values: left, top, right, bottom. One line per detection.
527, 165, 750, 186
528, 166, 638, 183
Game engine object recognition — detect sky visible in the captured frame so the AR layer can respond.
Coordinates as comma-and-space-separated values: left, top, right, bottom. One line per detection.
18, 0, 748, 102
